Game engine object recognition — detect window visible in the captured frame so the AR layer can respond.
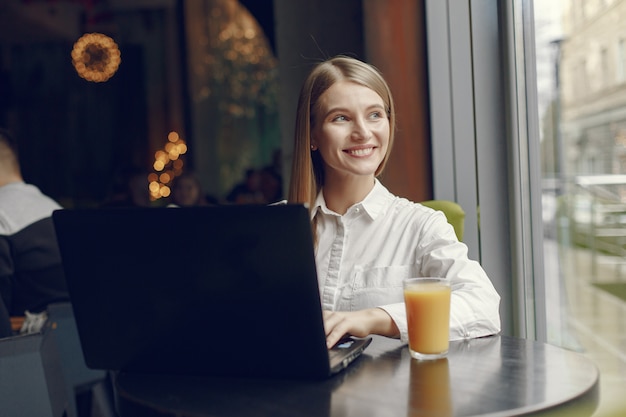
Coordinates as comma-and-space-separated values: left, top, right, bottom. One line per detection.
601, 47, 610, 89
618, 38, 626, 83
531, 0, 626, 414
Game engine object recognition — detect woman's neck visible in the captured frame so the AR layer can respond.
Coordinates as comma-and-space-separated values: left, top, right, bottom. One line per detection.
322, 175, 376, 215
0, 171, 23, 188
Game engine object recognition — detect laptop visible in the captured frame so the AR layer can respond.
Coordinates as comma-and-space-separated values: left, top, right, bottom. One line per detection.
52, 204, 371, 379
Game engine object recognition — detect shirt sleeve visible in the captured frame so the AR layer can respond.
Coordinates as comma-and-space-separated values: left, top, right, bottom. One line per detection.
380, 211, 501, 343
378, 303, 409, 342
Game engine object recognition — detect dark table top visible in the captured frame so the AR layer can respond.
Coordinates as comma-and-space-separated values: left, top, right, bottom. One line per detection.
115, 335, 599, 417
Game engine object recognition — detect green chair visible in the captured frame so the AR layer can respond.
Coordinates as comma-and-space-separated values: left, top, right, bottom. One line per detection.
420, 200, 465, 241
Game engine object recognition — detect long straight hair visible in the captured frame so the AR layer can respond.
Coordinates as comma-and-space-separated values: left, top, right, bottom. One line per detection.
287, 56, 396, 213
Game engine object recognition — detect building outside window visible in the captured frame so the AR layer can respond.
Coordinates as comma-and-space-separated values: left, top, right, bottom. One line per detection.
533, 0, 626, 414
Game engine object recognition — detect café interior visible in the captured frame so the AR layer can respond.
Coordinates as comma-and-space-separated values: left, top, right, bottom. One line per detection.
1, 0, 625, 416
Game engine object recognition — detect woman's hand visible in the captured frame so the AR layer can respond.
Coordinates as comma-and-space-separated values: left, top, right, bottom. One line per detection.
323, 308, 400, 348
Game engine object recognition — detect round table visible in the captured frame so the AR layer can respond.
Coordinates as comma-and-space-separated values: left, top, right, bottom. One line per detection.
115, 335, 599, 416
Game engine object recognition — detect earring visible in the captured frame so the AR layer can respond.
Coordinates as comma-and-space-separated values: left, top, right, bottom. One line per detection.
310, 145, 317, 151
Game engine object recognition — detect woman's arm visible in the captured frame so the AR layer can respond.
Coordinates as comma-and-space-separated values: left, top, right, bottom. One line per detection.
322, 307, 399, 348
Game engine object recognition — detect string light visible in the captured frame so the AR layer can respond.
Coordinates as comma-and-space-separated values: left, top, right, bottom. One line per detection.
150, 131, 188, 200
71, 33, 121, 82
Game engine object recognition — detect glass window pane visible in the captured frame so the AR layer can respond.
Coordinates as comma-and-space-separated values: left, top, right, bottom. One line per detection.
533, 0, 626, 414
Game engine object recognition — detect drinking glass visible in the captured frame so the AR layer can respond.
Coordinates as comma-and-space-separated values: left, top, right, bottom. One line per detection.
403, 277, 451, 360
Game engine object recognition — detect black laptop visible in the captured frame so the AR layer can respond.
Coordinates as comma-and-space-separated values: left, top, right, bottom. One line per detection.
52, 204, 370, 379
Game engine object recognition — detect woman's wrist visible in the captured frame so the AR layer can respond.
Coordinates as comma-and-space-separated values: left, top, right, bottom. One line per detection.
368, 308, 400, 338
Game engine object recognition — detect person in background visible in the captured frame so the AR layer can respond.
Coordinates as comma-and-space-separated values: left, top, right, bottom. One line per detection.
170, 172, 211, 207
287, 56, 501, 348
262, 148, 284, 202
0, 294, 11, 337
259, 165, 283, 204
226, 168, 265, 204
101, 167, 152, 208
0, 128, 69, 337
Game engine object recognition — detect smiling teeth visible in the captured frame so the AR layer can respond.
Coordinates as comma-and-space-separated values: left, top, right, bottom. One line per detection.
348, 148, 373, 156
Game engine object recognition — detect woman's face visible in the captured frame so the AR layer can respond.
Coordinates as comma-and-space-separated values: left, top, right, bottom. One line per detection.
312, 80, 389, 183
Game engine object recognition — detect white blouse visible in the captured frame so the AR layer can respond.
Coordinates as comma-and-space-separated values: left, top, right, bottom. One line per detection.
312, 179, 501, 342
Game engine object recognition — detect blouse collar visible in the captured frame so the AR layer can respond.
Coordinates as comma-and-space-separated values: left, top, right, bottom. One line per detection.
310, 178, 392, 221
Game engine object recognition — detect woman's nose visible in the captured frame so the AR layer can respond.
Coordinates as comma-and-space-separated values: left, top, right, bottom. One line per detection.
351, 118, 371, 140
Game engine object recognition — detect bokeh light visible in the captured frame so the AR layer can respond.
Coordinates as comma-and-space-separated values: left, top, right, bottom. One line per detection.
150, 131, 188, 200
71, 33, 121, 83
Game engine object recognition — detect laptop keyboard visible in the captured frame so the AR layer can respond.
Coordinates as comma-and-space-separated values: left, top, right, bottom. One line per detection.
329, 338, 356, 360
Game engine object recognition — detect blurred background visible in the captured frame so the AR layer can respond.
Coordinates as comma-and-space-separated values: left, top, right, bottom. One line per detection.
0, 0, 282, 207
0, 0, 430, 208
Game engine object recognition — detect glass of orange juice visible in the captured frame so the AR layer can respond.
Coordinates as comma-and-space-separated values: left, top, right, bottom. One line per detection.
403, 277, 451, 360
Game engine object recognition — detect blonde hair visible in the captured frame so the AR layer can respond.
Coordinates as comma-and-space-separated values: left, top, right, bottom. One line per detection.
287, 56, 396, 210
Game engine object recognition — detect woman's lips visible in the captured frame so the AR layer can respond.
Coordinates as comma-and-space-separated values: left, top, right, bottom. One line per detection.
344, 147, 375, 156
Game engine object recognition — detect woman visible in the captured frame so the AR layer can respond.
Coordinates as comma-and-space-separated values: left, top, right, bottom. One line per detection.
288, 56, 501, 348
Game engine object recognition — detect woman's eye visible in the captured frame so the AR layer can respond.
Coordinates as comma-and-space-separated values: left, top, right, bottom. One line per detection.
369, 111, 383, 119
332, 115, 347, 122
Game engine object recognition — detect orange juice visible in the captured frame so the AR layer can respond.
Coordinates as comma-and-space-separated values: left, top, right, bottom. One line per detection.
403, 279, 451, 359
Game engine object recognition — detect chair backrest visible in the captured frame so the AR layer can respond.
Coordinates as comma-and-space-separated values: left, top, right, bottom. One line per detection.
0, 303, 114, 417
45, 302, 114, 417
0, 331, 67, 417
420, 200, 465, 241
